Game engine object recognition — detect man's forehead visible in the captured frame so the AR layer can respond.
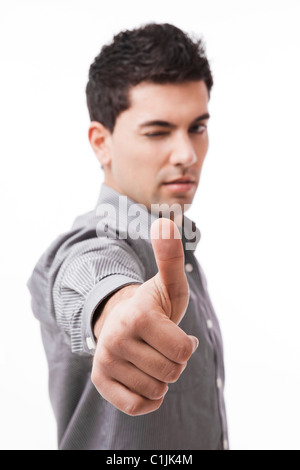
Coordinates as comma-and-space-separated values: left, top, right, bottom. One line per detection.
126, 80, 209, 122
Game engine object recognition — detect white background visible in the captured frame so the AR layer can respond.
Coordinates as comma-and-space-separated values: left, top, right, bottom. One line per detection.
1, 0, 299, 450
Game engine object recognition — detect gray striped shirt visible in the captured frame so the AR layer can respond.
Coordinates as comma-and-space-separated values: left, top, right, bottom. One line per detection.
27, 183, 229, 450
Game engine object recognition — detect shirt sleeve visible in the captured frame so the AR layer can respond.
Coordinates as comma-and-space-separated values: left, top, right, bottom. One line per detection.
52, 237, 145, 355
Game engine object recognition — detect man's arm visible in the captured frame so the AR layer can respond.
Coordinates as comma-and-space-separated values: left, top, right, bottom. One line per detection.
52, 234, 145, 355
91, 218, 199, 416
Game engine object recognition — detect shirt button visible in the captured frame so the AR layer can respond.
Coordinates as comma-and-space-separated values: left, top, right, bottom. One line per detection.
207, 319, 213, 330
223, 439, 229, 450
86, 337, 95, 350
185, 263, 193, 273
216, 377, 223, 389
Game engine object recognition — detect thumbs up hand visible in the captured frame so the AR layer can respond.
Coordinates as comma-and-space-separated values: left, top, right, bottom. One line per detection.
92, 218, 199, 416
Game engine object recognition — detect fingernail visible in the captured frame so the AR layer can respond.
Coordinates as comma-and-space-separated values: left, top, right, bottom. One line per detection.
192, 337, 199, 353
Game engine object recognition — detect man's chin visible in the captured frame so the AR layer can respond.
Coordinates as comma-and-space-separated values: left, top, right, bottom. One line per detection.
148, 195, 194, 223
163, 195, 195, 210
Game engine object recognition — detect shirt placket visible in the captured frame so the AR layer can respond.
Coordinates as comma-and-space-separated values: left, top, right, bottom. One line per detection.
184, 250, 229, 451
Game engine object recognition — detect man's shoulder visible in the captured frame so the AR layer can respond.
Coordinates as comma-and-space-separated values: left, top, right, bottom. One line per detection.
28, 202, 153, 289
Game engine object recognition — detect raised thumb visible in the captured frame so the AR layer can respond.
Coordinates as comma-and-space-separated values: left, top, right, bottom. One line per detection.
150, 217, 189, 325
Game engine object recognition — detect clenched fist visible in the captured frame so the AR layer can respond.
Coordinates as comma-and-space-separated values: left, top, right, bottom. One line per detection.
91, 217, 199, 416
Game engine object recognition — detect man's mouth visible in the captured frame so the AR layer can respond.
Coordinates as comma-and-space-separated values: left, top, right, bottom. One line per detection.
162, 178, 196, 193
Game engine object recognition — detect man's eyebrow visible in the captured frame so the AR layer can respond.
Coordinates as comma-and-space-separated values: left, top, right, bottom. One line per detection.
138, 113, 210, 129
193, 113, 210, 123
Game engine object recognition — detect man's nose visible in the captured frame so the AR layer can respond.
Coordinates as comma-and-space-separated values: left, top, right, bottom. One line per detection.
169, 132, 197, 167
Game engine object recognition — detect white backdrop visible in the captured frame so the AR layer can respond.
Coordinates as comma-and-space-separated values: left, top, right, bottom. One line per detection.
1, 0, 299, 450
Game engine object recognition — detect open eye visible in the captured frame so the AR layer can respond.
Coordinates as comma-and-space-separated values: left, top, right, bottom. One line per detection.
189, 124, 207, 134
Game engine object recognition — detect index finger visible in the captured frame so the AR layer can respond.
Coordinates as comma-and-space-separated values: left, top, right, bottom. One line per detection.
136, 310, 198, 364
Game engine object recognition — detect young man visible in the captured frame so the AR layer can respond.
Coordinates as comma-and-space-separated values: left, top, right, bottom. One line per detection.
28, 23, 229, 450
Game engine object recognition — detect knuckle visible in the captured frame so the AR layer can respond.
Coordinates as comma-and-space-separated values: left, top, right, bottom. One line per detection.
96, 347, 116, 372
148, 383, 167, 401
124, 396, 164, 416
124, 399, 142, 417
108, 334, 126, 355
163, 362, 183, 383
173, 339, 193, 363
91, 364, 104, 391
129, 309, 148, 333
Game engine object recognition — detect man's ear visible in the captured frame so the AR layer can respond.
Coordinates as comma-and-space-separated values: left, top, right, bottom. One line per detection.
88, 121, 112, 167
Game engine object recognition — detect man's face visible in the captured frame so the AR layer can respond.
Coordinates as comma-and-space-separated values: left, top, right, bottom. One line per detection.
104, 80, 210, 212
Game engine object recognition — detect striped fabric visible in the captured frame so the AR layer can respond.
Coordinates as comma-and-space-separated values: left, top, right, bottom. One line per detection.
53, 239, 145, 353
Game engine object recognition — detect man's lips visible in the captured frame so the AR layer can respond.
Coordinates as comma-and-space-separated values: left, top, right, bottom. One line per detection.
163, 177, 196, 185
162, 178, 196, 192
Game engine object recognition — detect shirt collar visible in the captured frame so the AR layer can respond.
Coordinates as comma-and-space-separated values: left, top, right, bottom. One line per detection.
95, 183, 201, 252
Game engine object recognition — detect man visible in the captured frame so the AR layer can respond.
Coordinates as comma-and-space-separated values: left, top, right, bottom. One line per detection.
28, 23, 228, 450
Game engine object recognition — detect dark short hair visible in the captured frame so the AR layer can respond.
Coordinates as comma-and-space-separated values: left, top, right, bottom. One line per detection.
86, 23, 213, 133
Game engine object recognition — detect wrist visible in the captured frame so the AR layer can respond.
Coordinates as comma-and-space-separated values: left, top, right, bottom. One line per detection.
93, 284, 140, 339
